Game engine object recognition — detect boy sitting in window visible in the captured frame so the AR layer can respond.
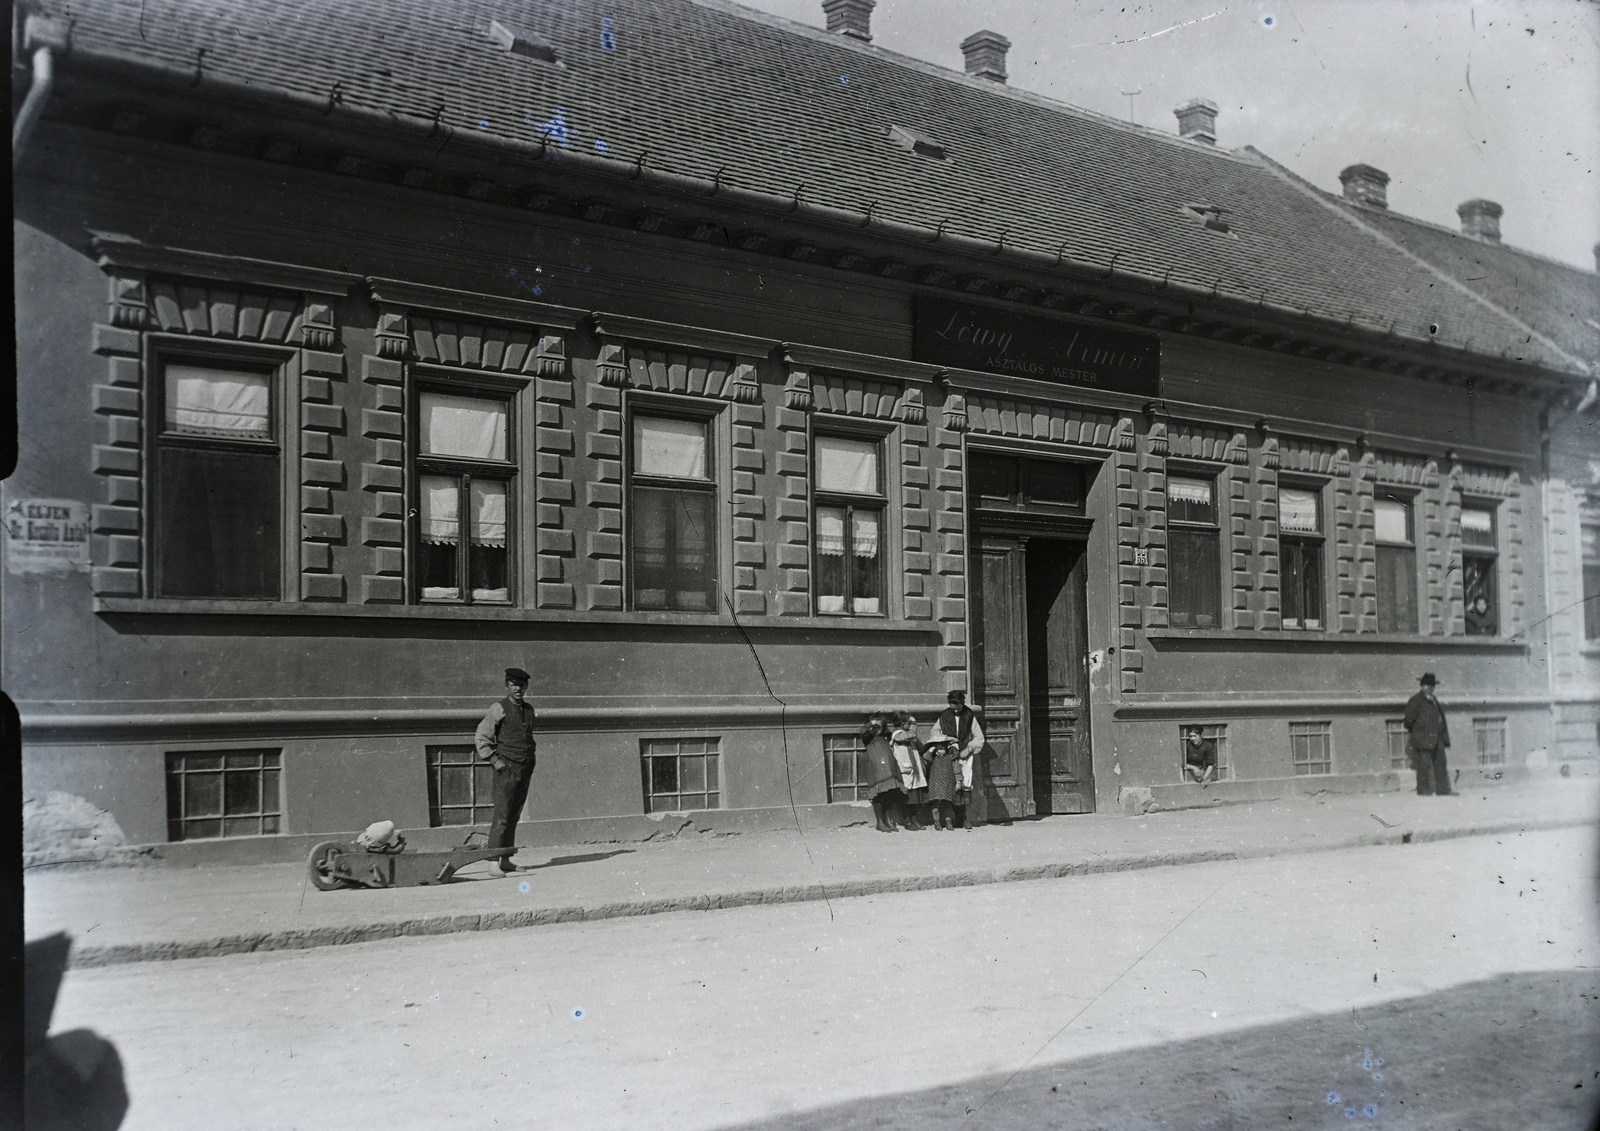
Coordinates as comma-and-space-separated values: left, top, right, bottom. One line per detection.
1183, 727, 1217, 783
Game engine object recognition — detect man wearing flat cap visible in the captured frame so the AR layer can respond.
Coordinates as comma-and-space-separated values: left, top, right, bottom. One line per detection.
475, 667, 538, 871
1402, 672, 1452, 796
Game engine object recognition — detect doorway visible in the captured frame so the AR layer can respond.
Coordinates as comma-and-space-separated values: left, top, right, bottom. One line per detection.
967, 451, 1096, 819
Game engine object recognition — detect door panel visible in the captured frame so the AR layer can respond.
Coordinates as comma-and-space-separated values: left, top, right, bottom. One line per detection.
1027, 540, 1094, 814
971, 537, 1032, 819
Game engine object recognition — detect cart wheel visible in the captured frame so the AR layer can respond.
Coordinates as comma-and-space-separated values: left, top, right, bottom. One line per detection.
307, 841, 352, 891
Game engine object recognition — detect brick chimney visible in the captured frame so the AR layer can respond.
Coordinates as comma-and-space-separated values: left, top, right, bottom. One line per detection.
1339, 164, 1390, 209
821, 0, 874, 41
960, 30, 1010, 83
1457, 199, 1503, 244
1174, 99, 1218, 145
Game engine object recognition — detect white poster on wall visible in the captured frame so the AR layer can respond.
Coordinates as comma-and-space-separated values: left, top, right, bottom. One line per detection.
5, 497, 90, 575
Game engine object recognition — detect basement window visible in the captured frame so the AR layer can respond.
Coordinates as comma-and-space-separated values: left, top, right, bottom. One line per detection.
889, 124, 949, 162
1182, 203, 1234, 236
487, 19, 559, 63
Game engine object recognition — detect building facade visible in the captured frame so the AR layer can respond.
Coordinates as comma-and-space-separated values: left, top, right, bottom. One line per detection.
11, 0, 1597, 860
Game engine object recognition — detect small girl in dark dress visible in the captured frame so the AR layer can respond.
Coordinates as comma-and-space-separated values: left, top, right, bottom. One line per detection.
860, 713, 904, 833
922, 731, 960, 831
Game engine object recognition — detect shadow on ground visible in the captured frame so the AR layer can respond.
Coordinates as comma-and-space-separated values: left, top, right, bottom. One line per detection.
721, 970, 1600, 1130
524, 850, 635, 871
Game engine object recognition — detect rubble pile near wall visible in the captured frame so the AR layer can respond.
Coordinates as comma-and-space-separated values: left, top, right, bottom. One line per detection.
24, 791, 152, 868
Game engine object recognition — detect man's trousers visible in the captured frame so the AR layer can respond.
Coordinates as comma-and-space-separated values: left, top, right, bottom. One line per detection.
488, 758, 535, 848
1411, 744, 1452, 796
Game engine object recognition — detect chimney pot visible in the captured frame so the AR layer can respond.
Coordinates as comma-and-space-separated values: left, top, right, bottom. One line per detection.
960, 30, 1011, 83
1339, 164, 1390, 209
821, 0, 875, 41
1593, 242, 1600, 274
1457, 198, 1503, 244
1174, 98, 1218, 145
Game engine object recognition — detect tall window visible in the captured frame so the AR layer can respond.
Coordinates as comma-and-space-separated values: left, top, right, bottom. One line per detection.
155, 360, 280, 598
1461, 504, 1498, 635
630, 414, 717, 612
415, 389, 514, 603
1168, 475, 1220, 628
1374, 494, 1417, 633
1584, 524, 1600, 641
813, 434, 884, 616
1279, 485, 1324, 630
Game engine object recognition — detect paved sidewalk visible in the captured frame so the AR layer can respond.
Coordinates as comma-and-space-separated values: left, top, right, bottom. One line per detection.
26, 777, 1598, 968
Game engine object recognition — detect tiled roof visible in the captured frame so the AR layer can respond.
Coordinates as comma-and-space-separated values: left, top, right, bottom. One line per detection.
33, 0, 1593, 376
1333, 200, 1600, 368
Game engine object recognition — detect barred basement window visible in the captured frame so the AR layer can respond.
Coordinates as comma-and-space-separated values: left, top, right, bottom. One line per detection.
415, 388, 515, 604
1177, 723, 1228, 781
630, 415, 717, 612
1289, 722, 1333, 776
1473, 717, 1508, 767
824, 732, 872, 801
813, 434, 885, 616
1278, 486, 1324, 630
426, 745, 494, 827
154, 359, 281, 598
1386, 719, 1409, 769
1374, 494, 1418, 633
1168, 475, 1220, 628
1584, 524, 1600, 641
642, 737, 721, 812
165, 750, 281, 841
1461, 504, 1498, 636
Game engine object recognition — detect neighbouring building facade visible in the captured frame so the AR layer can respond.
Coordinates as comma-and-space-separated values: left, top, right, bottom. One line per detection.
10, 0, 1598, 860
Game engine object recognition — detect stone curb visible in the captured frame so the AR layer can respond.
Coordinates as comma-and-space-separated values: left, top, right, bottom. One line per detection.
65, 816, 1589, 969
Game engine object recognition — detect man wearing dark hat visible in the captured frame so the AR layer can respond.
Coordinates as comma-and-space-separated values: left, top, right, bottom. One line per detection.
1402, 672, 1452, 796
474, 667, 538, 871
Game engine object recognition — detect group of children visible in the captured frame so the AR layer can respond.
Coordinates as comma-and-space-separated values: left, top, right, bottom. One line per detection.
859, 690, 986, 832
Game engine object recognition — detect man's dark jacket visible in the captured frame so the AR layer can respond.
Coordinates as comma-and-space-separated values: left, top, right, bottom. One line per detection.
1402, 691, 1450, 751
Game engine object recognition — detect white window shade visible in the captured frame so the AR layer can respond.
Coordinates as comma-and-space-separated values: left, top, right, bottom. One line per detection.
634, 416, 708, 479
166, 364, 270, 438
421, 393, 507, 460
816, 436, 880, 495
1279, 488, 1320, 534
1461, 506, 1495, 548
816, 507, 846, 555
471, 480, 507, 547
420, 476, 459, 544
1168, 478, 1211, 505
1374, 498, 1410, 545
851, 509, 880, 556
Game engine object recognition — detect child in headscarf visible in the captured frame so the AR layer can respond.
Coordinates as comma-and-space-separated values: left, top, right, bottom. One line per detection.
860, 712, 904, 833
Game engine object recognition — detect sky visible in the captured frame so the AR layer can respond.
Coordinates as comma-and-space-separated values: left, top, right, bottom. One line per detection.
735, 0, 1600, 272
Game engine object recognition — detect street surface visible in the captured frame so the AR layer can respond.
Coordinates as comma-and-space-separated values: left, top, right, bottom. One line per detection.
50, 827, 1600, 1130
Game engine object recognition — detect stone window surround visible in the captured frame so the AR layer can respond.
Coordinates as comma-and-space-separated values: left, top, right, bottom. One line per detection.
89, 234, 360, 603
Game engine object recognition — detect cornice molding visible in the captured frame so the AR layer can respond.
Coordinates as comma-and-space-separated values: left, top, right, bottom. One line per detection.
780, 343, 943, 387
365, 276, 583, 329
588, 312, 776, 360
90, 231, 358, 297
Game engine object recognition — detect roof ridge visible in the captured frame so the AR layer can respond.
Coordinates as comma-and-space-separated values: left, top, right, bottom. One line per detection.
684, 0, 1262, 164
1323, 189, 1600, 283
1245, 146, 1591, 378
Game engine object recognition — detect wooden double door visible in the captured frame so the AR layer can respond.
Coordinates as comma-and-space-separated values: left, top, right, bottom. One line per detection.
970, 533, 1094, 817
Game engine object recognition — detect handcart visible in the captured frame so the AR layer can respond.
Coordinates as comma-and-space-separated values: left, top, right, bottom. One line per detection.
306, 832, 516, 890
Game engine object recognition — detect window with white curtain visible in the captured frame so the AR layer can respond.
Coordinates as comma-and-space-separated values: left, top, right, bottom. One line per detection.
1167, 474, 1220, 628
1374, 493, 1417, 633
813, 433, 885, 615
155, 359, 281, 599
1278, 484, 1324, 630
414, 388, 515, 603
629, 413, 717, 612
